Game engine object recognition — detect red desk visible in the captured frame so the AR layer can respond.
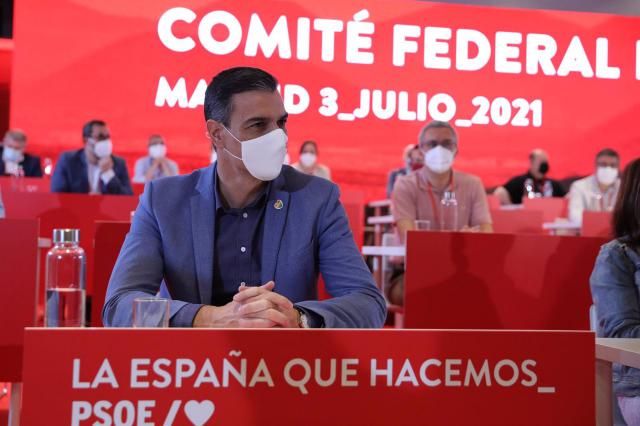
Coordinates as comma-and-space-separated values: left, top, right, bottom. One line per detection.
582, 212, 613, 238
404, 231, 606, 330
0, 220, 39, 382
92, 221, 131, 327
491, 209, 545, 235
0, 176, 50, 193
21, 328, 595, 425
523, 197, 568, 222
3, 192, 138, 326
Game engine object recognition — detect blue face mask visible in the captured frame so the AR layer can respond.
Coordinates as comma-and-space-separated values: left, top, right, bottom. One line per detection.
2, 147, 24, 163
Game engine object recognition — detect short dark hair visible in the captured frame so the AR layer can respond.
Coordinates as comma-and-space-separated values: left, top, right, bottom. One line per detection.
82, 120, 106, 139
596, 148, 620, 160
204, 67, 278, 125
4, 129, 27, 143
613, 158, 640, 248
300, 140, 318, 155
418, 121, 458, 144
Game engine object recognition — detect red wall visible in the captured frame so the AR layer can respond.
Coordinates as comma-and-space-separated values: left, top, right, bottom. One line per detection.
8, 1, 640, 199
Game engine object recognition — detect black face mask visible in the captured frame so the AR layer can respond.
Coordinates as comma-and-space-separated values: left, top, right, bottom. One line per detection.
538, 161, 549, 175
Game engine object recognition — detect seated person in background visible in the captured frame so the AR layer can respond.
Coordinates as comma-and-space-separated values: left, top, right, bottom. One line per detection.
0, 129, 42, 177
493, 149, 566, 205
386, 144, 424, 198
590, 157, 640, 425
388, 121, 492, 305
133, 134, 180, 183
568, 148, 620, 225
51, 120, 132, 195
392, 120, 492, 236
103, 66, 385, 328
292, 140, 331, 181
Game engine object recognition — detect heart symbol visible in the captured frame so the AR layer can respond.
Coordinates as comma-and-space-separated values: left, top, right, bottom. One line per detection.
184, 400, 215, 426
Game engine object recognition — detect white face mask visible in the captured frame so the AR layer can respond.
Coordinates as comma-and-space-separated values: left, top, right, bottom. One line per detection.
424, 146, 454, 174
222, 127, 287, 181
149, 144, 167, 159
92, 139, 113, 158
283, 152, 290, 165
596, 166, 618, 186
2, 146, 24, 163
210, 150, 218, 164
299, 152, 317, 168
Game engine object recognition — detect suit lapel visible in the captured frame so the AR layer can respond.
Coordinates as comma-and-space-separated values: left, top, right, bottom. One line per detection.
190, 166, 216, 304
261, 173, 290, 284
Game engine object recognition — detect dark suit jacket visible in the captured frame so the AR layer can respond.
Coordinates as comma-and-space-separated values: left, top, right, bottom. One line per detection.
103, 164, 386, 328
51, 149, 133, 195
0, 147, 43, 177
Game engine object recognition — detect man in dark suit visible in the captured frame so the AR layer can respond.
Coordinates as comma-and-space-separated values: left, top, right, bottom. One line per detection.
0, 129, 42, 177
104, 67, 386, 328
51, 120, 132, 195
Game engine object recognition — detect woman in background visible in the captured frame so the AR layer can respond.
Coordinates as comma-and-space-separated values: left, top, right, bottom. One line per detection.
292, 140, 331, 181
590, 158, 640, 425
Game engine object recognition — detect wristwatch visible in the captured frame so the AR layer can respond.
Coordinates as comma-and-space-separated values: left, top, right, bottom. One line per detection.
296, 308, 310, 328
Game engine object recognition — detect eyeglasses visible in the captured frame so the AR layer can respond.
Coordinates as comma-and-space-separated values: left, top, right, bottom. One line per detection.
419, 139, 457, 151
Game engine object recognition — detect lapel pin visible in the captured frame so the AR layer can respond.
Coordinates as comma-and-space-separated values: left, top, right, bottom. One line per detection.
274, 200, 284, 210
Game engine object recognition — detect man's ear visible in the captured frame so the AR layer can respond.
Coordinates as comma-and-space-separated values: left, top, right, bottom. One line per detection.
206, 120, 224, 146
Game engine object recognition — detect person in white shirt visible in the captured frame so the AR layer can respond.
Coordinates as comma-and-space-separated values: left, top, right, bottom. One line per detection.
292, 140, 331, 181
568, 148, 621, 224
133, 135, 179, 183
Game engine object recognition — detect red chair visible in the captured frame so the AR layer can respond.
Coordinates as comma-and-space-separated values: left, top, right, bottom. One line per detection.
582, 211, 613, 238
0, 219, 39, 384
491, 209, 545, 234
404, 231, 606, 330
522, 197, 568, 222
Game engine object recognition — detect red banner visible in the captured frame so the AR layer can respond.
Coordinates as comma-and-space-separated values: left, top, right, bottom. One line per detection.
21, 329, 594, 425
11, 0, 640, 196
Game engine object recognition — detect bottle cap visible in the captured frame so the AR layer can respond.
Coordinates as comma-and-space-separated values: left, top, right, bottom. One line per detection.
53, 229, 80, 244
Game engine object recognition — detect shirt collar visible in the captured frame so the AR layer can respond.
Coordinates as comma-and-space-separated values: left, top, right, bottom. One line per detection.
213, 171, 270, 212
417, 168, 456, 192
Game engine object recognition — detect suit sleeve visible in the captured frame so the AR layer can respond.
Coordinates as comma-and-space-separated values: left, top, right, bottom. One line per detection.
295, 185, 387, 328
50, 153, 69, 192
102, 181, 203, 327
29, 156, 43, 177
104, 158, 134, 195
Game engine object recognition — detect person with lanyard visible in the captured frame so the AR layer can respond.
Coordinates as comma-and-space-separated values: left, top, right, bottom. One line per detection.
567, 148, 621, 225
388, 120, 492, 305
493, 148, 566, 205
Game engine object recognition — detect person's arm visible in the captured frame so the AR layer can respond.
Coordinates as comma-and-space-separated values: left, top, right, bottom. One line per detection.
470, 178, 493, 233
590, 243, 640, 338
103, 158, 133, 195
163, 159, 179, 177
102, 180, 203, 327
391, 176, 416, 244
50, 153, 70, 192
567, 182, 584, 224
493, 186, 512, 205
132, 158, 148, 184
144, 160, 161, 182
294, 184, 387, 328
